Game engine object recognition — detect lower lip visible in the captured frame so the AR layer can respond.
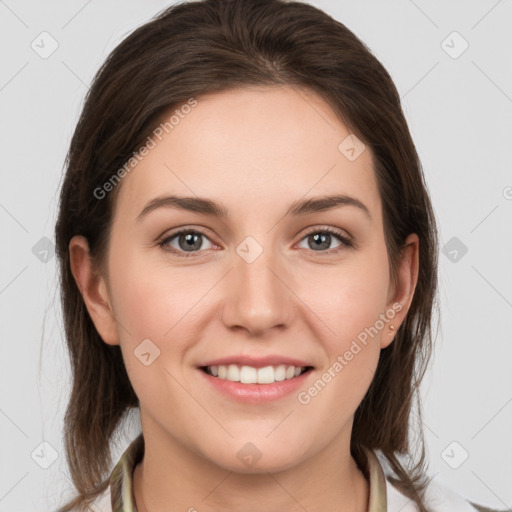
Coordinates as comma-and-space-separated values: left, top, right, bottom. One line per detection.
197, 368, 313, 404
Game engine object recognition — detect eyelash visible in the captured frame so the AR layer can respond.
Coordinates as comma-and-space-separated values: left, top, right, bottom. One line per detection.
157, 226, 355, 258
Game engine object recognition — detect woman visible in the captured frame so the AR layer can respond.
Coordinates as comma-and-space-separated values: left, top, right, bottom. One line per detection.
55, 0, 502, 511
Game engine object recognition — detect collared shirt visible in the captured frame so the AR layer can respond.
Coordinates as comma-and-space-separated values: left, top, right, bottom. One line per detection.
89, 433, 493, 512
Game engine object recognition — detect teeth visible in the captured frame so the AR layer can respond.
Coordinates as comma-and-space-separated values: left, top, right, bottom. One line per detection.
240, 366, 257, 383
274, 365, 286, 381
257, 366, 274, 384
227, 364, 240, 381
205, 364, 307, 384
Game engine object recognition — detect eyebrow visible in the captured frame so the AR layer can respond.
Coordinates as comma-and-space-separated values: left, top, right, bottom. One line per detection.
136, 194, 372, 222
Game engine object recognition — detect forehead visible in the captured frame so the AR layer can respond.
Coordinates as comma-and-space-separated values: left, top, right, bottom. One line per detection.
114, 85, 381, 224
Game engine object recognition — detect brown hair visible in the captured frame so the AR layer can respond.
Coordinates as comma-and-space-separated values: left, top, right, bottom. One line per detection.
55, 0, 439, 510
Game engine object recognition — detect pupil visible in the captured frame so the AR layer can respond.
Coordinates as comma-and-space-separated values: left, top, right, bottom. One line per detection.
311, 233, 329, 250
181, 233, 201, 251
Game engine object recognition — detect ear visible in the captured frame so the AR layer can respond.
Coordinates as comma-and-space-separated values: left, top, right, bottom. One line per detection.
381, 233, 419, 349
69, 235, 120, 346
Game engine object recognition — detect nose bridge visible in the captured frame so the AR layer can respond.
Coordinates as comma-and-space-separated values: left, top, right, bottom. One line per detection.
222, 234, 290, 334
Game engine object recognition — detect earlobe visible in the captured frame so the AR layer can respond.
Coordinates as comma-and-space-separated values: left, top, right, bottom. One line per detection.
68, 235, 120, 346
381, 233, 420, 349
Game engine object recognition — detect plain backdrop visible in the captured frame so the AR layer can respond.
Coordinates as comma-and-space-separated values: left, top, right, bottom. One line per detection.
1, 0, 511, 510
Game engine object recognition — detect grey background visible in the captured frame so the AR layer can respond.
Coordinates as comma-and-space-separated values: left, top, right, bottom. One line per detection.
1, 0, 511, 510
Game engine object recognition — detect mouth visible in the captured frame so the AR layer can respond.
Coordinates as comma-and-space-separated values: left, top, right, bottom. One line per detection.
200, 364, 314, 384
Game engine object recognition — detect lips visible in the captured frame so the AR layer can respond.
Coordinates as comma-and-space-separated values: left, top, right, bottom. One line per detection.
199, 355, 312, 369
198, 363, 313, 403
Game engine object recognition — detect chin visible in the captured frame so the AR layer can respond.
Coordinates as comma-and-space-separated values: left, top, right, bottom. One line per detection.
204, 442, 309, 475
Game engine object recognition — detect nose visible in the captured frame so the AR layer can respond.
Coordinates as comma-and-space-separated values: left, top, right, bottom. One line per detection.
221, 241, 292, 337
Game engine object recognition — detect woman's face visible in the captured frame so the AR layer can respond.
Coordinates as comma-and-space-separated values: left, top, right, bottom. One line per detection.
72, 85, 418, 473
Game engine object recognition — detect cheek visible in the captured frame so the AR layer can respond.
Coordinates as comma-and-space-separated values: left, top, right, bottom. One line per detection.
109, 242, 200, 328
299, 247, 390, 347
107, 254, 208, 414
294, 260, 388, 424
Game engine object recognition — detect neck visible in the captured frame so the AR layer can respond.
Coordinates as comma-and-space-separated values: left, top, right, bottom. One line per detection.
132, 419, 369, 512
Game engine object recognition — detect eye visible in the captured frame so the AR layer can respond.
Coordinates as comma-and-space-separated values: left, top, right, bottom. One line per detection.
297, 227, 354, 254
158, 229, 215, 257
158, 226, 355, 258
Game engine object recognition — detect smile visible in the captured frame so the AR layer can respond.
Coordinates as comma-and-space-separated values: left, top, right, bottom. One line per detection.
201, 364, 312, 384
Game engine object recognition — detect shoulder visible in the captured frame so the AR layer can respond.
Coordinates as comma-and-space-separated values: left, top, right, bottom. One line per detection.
386, 476, 508, 512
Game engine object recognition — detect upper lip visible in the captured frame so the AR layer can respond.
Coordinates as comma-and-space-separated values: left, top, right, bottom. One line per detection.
199, 355, 313, 369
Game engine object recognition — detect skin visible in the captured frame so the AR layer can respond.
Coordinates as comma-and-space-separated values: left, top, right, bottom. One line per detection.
69, 85, 419, 512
